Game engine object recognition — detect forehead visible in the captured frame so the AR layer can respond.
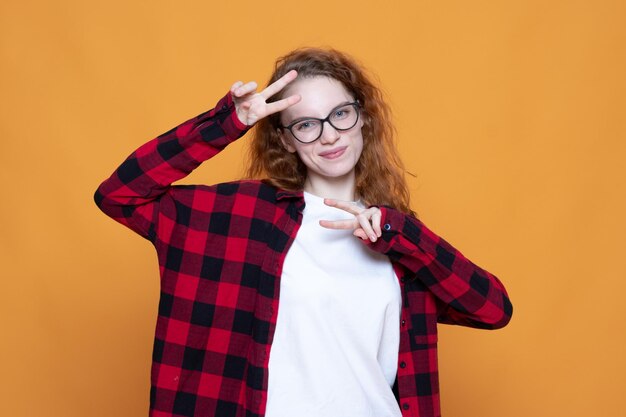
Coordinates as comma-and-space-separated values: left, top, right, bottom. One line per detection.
281, 76, 354, 120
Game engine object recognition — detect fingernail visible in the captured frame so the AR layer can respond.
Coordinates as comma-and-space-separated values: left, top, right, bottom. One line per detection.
370, 235, 377, 241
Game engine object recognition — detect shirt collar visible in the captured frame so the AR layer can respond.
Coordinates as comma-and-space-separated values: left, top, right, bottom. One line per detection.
276, 189, 304, 201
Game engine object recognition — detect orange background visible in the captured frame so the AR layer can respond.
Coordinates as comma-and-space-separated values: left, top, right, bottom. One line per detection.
2, 0, 625, 416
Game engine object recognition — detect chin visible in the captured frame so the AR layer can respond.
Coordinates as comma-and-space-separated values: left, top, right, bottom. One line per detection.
318, 167, 357, 180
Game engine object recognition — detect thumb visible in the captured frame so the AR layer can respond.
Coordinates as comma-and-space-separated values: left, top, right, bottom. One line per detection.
353, 229, 368, 240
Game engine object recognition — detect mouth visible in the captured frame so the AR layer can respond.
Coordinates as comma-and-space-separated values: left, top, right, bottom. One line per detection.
319, 146, 347, 159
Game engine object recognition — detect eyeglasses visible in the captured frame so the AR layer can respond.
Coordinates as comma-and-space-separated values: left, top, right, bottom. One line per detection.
280, 102, 361, 143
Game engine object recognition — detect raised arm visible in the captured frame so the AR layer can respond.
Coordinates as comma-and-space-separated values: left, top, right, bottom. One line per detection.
94, 71, 301, 240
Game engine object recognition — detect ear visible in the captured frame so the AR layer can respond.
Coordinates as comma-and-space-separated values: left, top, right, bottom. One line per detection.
277, 128, 297, 153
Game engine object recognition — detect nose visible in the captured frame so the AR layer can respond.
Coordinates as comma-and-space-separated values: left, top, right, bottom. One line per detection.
319, 120, 340, 144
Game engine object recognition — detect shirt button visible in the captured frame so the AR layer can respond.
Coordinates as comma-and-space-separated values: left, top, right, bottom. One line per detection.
401, 277, 406, 283
383, 223, 391, 231
400, 361, 406, 368
222, 105, 228, 110
401, 319, 406, 326
402, 403, 410, 410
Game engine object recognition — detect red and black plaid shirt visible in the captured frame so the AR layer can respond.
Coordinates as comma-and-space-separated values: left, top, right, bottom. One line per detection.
95, 92, 512, 417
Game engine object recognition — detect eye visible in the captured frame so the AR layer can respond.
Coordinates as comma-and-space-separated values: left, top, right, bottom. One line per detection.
294, 120, 319, 132
333, 107, 352, 119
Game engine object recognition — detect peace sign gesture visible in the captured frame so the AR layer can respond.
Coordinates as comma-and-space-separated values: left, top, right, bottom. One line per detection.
319, 199, 383, 242
230, 69, 301, 126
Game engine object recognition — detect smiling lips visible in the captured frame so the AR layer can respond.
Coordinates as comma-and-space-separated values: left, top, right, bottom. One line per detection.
319, 146, 347, 159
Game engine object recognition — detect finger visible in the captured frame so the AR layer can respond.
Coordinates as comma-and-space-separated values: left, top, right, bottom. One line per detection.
371, 209, 382, 237
356, 212, 377, 242
323, 199, 363, 216
353, 229, 369, 241
234, 81, 258, 97
264, 93, 301, 115
319, 219, 359, 230
230, 80, 244, 94
361, 207, 382, 238
260, 69, 298, 100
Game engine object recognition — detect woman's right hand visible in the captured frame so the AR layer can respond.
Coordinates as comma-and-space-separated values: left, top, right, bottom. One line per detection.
230, 69, 301, 126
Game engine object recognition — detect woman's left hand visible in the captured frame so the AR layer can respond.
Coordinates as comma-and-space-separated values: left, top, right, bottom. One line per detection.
319, 199, 382, 242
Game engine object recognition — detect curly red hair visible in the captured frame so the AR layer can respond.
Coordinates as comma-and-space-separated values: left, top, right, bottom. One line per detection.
245, 47, 414, 215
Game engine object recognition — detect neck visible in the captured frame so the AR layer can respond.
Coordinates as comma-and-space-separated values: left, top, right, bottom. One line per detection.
303, 172, 357, 201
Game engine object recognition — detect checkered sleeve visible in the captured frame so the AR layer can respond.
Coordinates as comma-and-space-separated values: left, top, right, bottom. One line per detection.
369, 207, 513, 329
94, 92, 249, 241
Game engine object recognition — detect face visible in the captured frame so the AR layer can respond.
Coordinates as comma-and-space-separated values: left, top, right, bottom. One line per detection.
278, 76, 364, 185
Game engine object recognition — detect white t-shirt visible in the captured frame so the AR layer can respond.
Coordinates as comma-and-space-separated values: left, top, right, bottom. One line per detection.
266, 191, 402, 417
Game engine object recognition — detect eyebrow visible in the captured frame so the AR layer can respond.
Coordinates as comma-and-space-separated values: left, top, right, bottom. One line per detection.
284, 100, 353, 126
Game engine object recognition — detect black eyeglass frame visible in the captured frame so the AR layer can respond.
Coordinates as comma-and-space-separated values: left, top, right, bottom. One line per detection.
279, 101, 362, 144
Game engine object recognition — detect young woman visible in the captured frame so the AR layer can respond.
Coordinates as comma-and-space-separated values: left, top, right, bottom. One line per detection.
95, 47, 512, 417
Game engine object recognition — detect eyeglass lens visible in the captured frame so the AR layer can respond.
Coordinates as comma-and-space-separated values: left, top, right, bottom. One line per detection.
290, 103, 359, 143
